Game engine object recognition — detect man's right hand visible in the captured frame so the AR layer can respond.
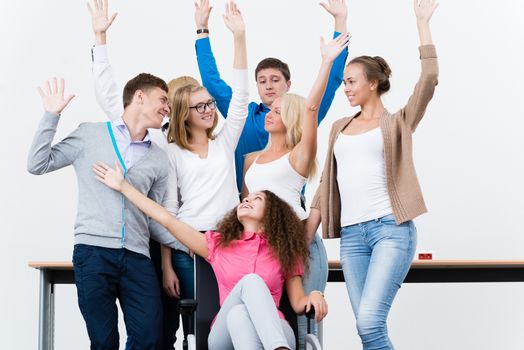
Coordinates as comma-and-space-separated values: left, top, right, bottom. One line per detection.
195, 0, 213, 35
37, 78, 75, 116
87, 0, 117, 45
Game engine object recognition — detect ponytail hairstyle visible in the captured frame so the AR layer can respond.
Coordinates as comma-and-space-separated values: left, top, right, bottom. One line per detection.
347, 55, 392, 95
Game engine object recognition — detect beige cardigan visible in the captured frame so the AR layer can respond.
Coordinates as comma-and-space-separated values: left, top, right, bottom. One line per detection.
311, 45, 439, 239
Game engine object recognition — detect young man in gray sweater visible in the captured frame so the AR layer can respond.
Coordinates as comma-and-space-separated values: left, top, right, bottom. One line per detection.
28, 75, 177, 349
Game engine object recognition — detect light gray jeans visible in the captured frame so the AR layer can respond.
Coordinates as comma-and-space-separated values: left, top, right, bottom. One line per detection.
297, 233, 328, 349
208, 273, 296, 350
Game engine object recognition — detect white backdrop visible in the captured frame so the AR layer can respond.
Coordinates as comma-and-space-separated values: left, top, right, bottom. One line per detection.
2, 0, 524, 349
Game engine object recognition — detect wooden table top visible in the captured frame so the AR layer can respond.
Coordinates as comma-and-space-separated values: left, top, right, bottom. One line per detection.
28, 260, 524, 270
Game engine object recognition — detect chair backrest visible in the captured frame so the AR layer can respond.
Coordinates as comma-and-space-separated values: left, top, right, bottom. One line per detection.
194, 256, 299, 349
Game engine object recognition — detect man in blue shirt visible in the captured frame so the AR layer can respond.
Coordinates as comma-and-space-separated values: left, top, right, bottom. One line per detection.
194, 0, 349, 192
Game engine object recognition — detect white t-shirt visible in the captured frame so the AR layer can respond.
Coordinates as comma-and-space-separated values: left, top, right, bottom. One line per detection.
162, 69, 249, 232
334, 127, 393, 226
244, 152, 308, 220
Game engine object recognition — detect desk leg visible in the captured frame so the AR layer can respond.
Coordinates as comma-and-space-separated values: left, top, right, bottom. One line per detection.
38, 269, 54, 350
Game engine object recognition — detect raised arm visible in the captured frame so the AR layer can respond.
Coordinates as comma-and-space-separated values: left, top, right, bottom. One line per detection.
216, 1, 249, 151
93, 161, 209, 258
28, 78, 79, 175
317, 0, 349, 124
88, 0, 123, 121
290, 33, 350, 177
401, 0, 439, 132
195, 0, 234, 118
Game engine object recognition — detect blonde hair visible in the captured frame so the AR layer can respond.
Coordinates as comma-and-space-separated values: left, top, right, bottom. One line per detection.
266, 93, 317, 178
167, 76, 200, 119
167, 84, 217, 150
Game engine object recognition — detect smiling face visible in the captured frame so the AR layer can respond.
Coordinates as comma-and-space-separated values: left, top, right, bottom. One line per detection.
256, 68, 291, 107
237, 191, 266, 224
186, 89, 217, 132
140, 87, 171, 129
264, 97, 287, 134
343, 63, 377, 107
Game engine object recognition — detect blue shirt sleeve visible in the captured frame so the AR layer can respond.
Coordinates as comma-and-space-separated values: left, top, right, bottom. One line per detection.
317, 31, 349, 125
195, 37, 233, 119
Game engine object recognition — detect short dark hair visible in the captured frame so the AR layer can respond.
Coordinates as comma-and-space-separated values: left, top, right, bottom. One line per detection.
255, 58, 291, 81
347, 56, 392, 95
122, 73, 169, 109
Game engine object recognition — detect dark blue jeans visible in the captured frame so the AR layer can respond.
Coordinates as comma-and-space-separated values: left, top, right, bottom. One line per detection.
73, 244, 162, 350
150, 241, 195, 349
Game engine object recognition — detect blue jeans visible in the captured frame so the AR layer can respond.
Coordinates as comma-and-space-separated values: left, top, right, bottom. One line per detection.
73, 244, 162, 350
150, 241, 195, 349
340, 214, 417, 350
297, 233, 328, 349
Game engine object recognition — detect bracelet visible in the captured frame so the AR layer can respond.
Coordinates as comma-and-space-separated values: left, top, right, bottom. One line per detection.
310, 290, 324, 298
196, 28, 209, 34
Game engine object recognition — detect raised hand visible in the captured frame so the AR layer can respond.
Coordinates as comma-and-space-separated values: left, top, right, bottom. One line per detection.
320, 32, 351, 63
195, 0, 213, 29
320, 0, 347, 19
37, 78, 75, 116
87, 0, 117, 35
222, 1, 245, 35
414, 0, 439, 22
93, 160, 125, 192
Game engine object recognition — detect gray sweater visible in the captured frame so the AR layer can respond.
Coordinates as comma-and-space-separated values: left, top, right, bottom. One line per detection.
27, 112, 178, 257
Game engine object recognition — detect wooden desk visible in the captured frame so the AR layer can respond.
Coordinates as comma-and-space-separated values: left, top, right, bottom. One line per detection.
29, 262, 74, 350
328, 260, 524, 283
30, 260, 524, 350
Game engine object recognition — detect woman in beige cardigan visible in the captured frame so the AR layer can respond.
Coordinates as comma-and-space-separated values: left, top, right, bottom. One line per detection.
306, 0, 439, 348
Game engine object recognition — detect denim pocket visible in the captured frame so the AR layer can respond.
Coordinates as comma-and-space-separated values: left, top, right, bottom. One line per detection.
72, 244, 95, 267
378, 214, 397, 225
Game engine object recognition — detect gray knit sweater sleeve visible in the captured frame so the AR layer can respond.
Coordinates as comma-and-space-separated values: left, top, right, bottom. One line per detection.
27, 112, 83, 175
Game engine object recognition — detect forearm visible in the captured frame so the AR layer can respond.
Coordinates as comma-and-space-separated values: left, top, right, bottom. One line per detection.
305, 208, 321, 245
95, 32, 106, 45
27, 113, 76, 174
121, 181, 207, 256
92, 45, 123, 120
161, 245, 173, 271
307, 60, 333, 111
233, 32, 247, 69
417, 19, 433, 45
334, 15, 347, 33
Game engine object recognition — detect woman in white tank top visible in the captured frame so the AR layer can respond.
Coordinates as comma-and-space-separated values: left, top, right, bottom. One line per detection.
243, 32, 350, 347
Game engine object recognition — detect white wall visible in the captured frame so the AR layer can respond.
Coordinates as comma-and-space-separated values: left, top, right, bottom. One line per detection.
2, 0, 524, 349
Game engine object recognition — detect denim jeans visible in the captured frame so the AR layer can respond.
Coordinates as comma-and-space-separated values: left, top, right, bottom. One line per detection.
73, 244, 162, 350
297, 233, 328, 349
340, 214, 417, 350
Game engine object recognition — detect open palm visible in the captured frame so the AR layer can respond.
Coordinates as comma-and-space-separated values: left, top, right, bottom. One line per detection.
321, 32, 351, 62
87, 0, 117, 34
414, 0, 438, 22
37, 78, 75, 116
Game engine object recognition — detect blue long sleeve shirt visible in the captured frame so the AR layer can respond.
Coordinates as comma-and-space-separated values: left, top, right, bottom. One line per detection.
195, 33, 348, 192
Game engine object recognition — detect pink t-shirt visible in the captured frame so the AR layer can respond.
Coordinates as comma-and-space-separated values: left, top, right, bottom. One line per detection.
205, 230, 304, 320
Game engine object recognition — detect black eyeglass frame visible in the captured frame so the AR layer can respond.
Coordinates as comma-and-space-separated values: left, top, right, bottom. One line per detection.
189, 99, 217, 113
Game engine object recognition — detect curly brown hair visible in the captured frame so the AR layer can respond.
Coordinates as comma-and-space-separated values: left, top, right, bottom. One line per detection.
216, 190, 309, 276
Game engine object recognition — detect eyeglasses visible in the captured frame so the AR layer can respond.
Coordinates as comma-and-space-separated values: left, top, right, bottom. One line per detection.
189, 99, 217, 114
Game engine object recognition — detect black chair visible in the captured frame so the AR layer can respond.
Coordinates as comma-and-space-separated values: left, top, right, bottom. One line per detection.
178, 256, 321, 350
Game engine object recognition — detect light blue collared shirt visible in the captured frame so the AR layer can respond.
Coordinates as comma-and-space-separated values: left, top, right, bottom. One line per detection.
110, 117, 151, 169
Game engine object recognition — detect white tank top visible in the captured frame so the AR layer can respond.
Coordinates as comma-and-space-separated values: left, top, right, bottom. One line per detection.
244, 152, 308, 220
334, 127, 393, 226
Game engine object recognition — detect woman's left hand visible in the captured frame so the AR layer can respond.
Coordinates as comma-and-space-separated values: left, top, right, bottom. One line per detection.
306, 290, 328, 323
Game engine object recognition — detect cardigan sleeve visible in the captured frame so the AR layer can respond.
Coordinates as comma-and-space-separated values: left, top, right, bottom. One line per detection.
399, 45, 439, 132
